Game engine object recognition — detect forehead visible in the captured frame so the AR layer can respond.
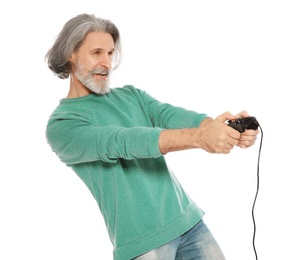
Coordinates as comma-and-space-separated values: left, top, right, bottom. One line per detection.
80, 31, 115, 50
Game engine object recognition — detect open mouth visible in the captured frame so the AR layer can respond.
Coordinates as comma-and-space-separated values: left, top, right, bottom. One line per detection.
94, 72, 108, 78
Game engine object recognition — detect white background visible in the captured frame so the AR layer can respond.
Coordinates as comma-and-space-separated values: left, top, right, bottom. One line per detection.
1, 0, 302, 259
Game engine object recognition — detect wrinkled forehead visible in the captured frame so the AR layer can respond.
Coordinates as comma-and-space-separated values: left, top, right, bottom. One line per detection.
80, 31, 115, 50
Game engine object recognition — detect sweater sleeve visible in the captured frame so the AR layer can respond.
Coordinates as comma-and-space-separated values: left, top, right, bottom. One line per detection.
127, 86, 209, 129
46, 117, 163, 165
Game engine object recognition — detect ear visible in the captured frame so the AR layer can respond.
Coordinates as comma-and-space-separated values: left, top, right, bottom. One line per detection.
67, 53, 77, 74
69, 52, 76, 63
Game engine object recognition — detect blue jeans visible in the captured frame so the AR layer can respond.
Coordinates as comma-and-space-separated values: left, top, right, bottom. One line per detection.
133, 220, 226, 260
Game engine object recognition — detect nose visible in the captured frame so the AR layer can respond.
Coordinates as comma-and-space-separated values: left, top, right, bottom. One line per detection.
99, 53, 112, 69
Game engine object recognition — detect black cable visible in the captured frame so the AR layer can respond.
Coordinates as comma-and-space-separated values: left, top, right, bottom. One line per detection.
252, 125, 263, 260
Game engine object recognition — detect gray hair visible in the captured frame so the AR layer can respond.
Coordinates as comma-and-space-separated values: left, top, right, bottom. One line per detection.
45, 13, 122, 79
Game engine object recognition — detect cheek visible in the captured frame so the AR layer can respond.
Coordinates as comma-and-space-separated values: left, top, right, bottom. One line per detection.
82, 56, 100, 70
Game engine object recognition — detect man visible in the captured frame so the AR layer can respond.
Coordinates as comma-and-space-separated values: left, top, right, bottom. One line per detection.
45, 13, 259, 260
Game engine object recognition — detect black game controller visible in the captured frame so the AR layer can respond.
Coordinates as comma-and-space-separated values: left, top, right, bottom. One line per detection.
228, 116, 259, 133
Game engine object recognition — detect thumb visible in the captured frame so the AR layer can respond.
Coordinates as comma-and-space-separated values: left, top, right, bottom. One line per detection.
236, 110, 250, 118
215, 111, 237, 123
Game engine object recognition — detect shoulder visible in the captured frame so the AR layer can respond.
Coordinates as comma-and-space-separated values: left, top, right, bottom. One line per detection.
110, 85, 148, 100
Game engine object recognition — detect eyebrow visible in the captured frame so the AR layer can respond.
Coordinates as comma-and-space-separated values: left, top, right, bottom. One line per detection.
91, 47, 115, 53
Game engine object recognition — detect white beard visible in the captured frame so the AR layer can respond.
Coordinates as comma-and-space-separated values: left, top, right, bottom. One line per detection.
75, 61, 111, 95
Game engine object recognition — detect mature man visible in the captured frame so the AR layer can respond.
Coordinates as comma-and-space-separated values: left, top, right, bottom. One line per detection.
45, 13, 259, 260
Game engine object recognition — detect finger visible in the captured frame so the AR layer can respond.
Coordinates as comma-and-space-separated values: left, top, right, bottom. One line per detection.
227, 136, 239, 146
226, 126, 241, 139
239, 134, 257, 141
236, 110, 249, 118
224, 143, 235, 153
238, 137, 257, 148
243, 129, 260, 136
216, 111, 237, 123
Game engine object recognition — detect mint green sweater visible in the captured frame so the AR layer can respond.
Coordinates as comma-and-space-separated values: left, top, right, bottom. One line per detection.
46, 85, 208, 260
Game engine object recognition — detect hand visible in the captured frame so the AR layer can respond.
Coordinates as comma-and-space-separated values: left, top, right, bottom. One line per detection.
235, 110, 260, 148
158, 111, 258, 155
237, 129, 259, 148
198, 111, 240, 154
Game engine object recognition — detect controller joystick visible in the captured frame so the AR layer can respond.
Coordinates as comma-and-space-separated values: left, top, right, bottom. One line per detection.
228, 116, 259, 133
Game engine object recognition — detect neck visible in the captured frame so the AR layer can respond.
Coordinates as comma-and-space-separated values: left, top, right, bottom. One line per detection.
67, 75, 91, 98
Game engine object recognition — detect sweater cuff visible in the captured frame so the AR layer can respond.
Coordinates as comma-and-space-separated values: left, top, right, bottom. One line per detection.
148, 127, 163, 157
191, 114, 209, 128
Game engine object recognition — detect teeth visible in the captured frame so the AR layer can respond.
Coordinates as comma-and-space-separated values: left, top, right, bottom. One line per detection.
93, 69, 109, 76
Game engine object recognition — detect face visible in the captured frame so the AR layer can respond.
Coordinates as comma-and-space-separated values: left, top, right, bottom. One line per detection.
70, 31, 115, 94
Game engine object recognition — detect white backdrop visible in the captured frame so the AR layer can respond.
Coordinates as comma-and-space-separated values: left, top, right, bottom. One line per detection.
1, 0, 302, 259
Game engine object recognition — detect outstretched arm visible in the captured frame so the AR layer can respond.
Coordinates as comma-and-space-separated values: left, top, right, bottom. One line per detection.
158, 111, 241, 154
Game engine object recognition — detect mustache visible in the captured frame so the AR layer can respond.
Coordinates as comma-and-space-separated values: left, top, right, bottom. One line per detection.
90, 67, 111, 75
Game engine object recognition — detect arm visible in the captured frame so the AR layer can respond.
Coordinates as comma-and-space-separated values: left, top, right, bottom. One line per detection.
46, 87, 207, 165
46, 120, 163, 165
159, 112, 241, 154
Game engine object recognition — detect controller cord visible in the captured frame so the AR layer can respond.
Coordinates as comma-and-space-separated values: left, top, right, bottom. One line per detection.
252, 125, 263, 260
